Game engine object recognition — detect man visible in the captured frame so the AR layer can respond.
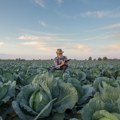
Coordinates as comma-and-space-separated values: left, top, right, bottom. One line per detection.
50, 49, 69, 72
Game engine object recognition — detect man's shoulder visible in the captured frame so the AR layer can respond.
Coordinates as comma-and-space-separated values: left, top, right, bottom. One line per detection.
54, 57, 58, 60
54, 56, 67, 60
62, 56, 67, 59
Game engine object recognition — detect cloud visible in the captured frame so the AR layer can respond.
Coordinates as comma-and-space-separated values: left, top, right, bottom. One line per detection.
77, 44, 90, 52
22, 41, 38, 46
108, 44, 120, 50
18, 34, 55, 41
19, 34, 52, 50
57, 0, 64, 5
39, 21, 47, 27
112, 30, 120, 39
63, 43, 90, 51
81, 10, 120, 18
56, 8, 120, 20
19, 28, 77, 36
0, 42, 4, 46
22, 41, 47, 50
81, 11, 108, 18
34, 0, 45, 8
101, 23, 120, 30
18, 34, 92, 55
103, 44, 120, 55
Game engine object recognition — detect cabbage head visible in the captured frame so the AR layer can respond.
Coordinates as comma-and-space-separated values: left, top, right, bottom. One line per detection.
12, 73, 78, 120
0, 81, 16, 105
81, 86, 120, 120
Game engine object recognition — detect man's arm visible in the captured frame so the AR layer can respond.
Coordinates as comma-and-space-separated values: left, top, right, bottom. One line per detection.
54, 58, 65, 68
54, 58, 59, 68
65, 59, 71, 62
63, 56, 70, 63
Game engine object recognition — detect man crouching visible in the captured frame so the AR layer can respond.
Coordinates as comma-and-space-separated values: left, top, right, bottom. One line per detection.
49, 49, 70, 72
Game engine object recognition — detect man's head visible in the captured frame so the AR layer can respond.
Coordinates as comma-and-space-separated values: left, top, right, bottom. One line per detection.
56, 49, 64, 57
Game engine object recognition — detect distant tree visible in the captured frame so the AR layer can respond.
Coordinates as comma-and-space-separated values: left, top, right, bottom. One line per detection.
103, 56, 108, 60
98, 57, 102, 61
88, 57, 92, 60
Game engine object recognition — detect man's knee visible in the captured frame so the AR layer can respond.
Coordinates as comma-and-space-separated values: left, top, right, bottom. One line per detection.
61, 65, 68, 70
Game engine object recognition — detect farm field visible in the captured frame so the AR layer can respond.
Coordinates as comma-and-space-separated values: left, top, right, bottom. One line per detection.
0, 59, 120, 120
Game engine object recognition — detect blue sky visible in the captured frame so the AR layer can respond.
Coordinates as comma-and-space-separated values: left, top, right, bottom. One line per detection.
0, 0, 120, 59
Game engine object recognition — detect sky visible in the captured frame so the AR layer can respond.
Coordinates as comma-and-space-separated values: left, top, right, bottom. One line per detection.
0, 0, 120, 59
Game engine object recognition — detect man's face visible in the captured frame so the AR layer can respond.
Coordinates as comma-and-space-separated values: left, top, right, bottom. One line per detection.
57, 53, 62, 57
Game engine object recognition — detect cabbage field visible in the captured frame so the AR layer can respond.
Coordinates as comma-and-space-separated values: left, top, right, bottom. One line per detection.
0, 59, 120, 120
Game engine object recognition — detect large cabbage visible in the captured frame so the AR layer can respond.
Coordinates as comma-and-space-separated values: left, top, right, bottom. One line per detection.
93, 77, 119, 92
63, 72, 95, 107
0, 81, 16, 105
12, 84, 56, 120
81, 86, 120, 120
12, 73, 78, 120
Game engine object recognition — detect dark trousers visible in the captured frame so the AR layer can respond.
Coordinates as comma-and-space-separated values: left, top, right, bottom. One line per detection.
49, 65, 68, 72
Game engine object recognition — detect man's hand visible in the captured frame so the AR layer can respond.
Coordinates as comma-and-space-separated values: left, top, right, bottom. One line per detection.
61, 60, 65, 65
58, 60, 65, 68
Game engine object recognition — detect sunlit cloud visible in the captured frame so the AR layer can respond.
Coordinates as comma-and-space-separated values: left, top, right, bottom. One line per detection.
103, 44, 120, 56
108, 44, 120, 50
19, 34, 91, 55
21, 40, 48, 51
77, 44, 90, 52
22, 41, 38, 46
0, 42, 4, 46
34, 0, 45, 8
16, 31, 120, 59
18, 34, 55, 41
62, 43, 91, 52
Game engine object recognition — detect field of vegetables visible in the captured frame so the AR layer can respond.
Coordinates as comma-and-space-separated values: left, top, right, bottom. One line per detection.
0, 59, 120, 120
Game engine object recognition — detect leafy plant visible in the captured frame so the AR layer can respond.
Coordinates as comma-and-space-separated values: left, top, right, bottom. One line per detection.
81, 86, 120, 120
93, 77, 119, 92
0, 81, 16, 105
12, 73, 78, 120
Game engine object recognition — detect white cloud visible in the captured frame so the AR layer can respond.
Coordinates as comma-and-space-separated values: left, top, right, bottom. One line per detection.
77, 44, 90, 52
101, 23, 120, 30
57, 0, 64, 5
0, 42, 4, 46
21, 39, 48, 50
39, 21, 47, 27
34, 0, 45, 8
81, 11, 109, 18
18, 34, 92, 55
81, 10, 120, 18
18, 34, 55, 41
22, 41, 38, 46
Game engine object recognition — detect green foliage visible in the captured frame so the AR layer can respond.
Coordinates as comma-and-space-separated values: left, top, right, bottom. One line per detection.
12, 73, 78, 120
93, 77, 119, 92
93, 110, 118, 120
81, 86, 120, 120
0, 60, 119, 120
0, 81, 16, 105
